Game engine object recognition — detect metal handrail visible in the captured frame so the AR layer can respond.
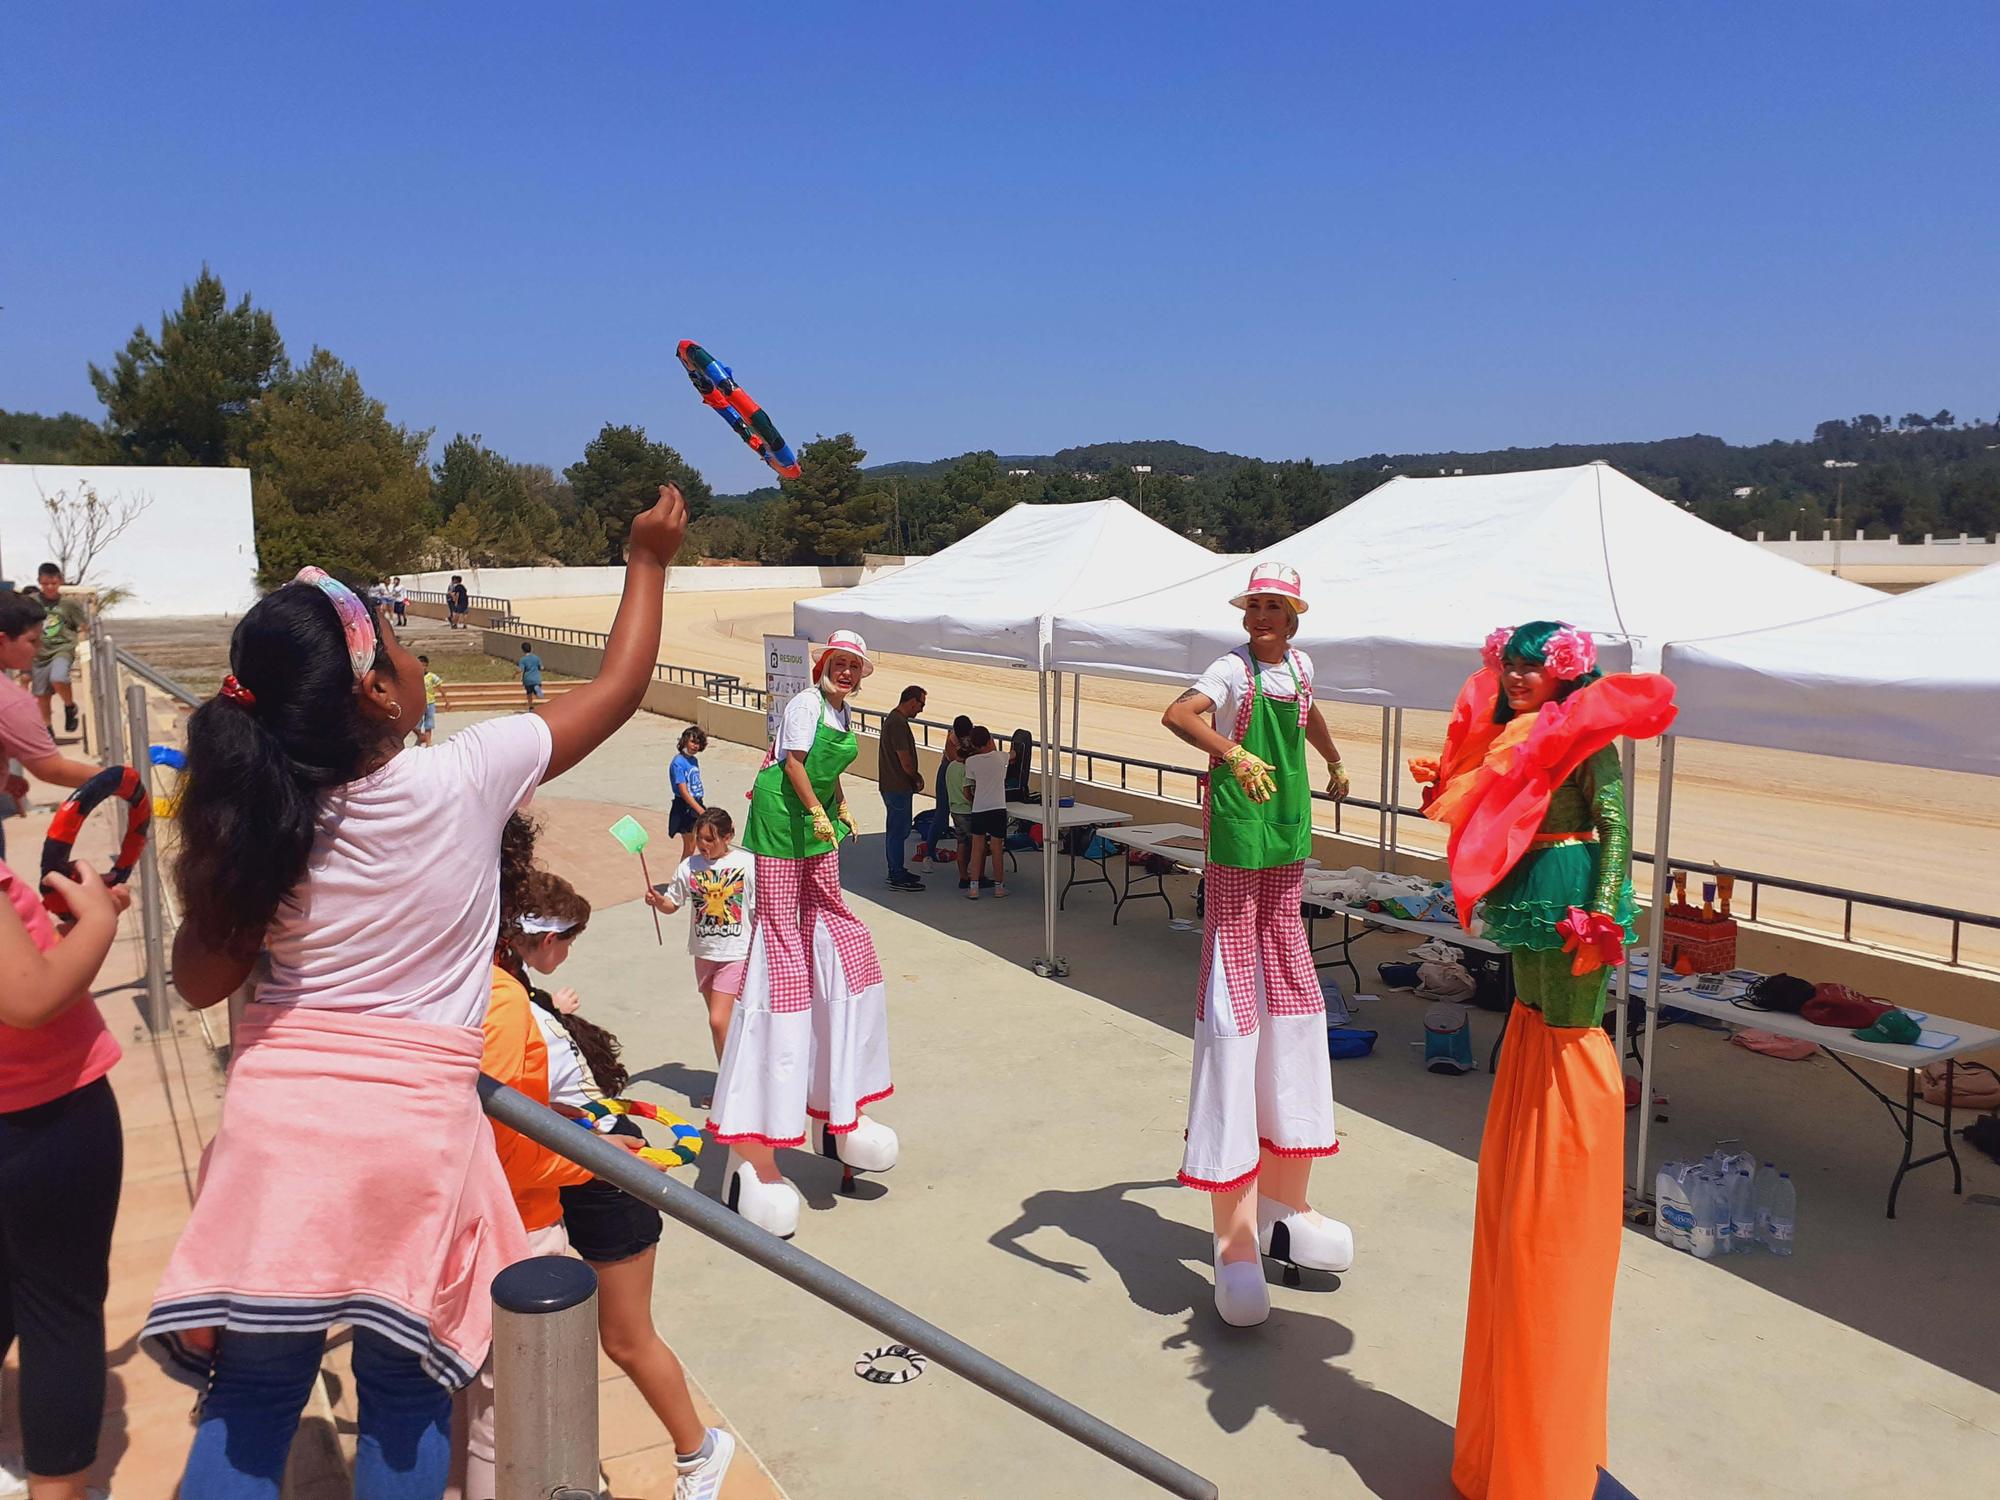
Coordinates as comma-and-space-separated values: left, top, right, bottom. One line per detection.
407, 587, 514, 613
477, 1076, 1217, 1500
115, 647, 204, 709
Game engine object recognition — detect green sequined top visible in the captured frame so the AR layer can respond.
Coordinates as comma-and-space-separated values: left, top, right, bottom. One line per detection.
1539, 746, 1631, 918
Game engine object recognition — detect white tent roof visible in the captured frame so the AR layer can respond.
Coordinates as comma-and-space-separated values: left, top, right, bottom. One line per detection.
794, 498, 1220, 670
1661, 563, 2000, 777
1050, 463, 1876, 709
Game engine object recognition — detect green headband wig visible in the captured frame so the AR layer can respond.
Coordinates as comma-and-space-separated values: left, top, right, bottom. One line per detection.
1483, 619, 1601, 723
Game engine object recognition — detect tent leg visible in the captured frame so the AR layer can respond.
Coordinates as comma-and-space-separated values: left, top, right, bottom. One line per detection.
1387, 708, 1404, 871
1035, 667, 1065, 978
1069, 672, 1081, 784
1376, 709, 1391, 862
1631, 735, 1675, 1213
1613, 738, 1637, 1067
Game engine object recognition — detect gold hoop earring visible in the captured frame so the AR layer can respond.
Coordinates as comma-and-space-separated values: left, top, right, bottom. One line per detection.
386, 701, 403, 719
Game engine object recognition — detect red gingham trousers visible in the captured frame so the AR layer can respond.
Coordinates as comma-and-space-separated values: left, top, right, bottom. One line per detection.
1196, 861, 1323, 1035
754, 851, 884, 1015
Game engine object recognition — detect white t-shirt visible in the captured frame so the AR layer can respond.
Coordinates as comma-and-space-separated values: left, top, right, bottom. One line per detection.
661, 847, 756, 961
253, 714, 552, 1028
775, 688, 849, 757
531, 1002, 592, 1108
1192, 648, 1314, 741
964, 748, 1009, 813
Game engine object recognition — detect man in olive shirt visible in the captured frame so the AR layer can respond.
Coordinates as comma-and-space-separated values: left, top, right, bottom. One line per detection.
30, 563, 88, 737
879, 684, 927, 891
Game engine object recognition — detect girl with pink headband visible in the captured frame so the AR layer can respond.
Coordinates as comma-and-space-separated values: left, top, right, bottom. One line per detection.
142, 492, 687, 1499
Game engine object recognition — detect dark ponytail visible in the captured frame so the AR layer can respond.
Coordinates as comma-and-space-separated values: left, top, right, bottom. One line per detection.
498, 865, 631, 1098
174, 582, 396, 951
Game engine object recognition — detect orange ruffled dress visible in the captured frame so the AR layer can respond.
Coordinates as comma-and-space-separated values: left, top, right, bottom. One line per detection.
1420, 668, 1675, 1500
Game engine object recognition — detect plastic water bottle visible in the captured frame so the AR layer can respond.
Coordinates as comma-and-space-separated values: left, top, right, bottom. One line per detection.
1713, 1175, 1737, 1256
1654, 1161, 1695, 1251
1760, 1172, 1797, 1256
1731, 1169, 1757, 1252
1688, 1170, 1722, 1260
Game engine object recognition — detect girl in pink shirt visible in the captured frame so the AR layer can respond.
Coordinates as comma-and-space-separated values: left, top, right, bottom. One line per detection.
0, 857, 131, 1500
144, 488, 687, 1500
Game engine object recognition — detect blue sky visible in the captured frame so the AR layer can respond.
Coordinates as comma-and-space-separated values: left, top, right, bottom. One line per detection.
4, 2, 1995, 487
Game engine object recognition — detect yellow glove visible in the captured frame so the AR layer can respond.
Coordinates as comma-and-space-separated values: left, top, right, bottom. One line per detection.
1326, 759, 1350, 802
808, 804, 839, 846
1224, 744, 1276, 803
837, 801, 858, 843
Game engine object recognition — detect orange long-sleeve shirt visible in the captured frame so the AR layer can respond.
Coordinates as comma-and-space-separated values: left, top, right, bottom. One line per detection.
481, 964, 593, 1231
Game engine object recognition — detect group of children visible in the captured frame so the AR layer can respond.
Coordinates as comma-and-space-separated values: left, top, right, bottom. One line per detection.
924, 719, 1030, 898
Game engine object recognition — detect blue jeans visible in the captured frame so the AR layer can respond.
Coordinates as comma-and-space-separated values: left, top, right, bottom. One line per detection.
182, 1328, 451, 1499
882, 790, 913, 880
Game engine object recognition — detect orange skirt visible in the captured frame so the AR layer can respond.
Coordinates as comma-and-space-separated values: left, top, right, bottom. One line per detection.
1453, 1003, 1623, 1500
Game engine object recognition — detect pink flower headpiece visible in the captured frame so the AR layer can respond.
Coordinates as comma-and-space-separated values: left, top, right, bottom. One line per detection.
1480, 622, 1598, 681
294, 566, 379, 682
1543, 625, 1597, 680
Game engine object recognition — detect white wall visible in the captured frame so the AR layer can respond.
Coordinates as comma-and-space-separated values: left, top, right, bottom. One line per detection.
404, 562, 905, 598
0, 465, 258, 617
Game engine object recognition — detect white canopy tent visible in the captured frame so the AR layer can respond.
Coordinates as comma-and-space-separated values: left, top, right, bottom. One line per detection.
794, 498, 1221, 973
1050, 463, 1875, 709
1627, 562, 2000, 1193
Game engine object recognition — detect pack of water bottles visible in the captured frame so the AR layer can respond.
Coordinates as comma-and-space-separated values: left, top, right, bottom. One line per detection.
1655, 1143, 1796, 1260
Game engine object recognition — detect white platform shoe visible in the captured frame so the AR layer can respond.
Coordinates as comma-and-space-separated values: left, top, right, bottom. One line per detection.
1257, 1196, 1355, 1284
1212, 1242, 1271, 1327
817, 1114, 899, 1192
724, 1152, 801, 1239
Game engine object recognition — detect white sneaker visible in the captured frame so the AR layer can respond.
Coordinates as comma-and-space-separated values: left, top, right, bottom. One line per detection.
1257, 1197, 1355, 1273
724, 1153, 800, 1239
992, 883, 1009, 898
821, 1115, 899, 1173
1213, 1242, 1269, 1326
0, 1456, 27, 1500
674, 1427, 736, 1500
965, 884, 979, 900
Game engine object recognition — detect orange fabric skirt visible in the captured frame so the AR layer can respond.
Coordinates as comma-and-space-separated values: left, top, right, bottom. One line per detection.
1453, 1003, 1623, 1500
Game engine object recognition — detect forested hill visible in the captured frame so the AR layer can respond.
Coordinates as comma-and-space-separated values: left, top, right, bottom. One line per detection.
715, 415, 2000, 559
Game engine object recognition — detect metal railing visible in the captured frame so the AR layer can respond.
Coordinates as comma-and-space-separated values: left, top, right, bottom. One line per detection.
407, 587, 515, 615
478, 1076, 1217, 1499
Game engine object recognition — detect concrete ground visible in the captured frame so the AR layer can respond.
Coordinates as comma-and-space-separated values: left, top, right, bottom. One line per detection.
510, 708, 2000, 1500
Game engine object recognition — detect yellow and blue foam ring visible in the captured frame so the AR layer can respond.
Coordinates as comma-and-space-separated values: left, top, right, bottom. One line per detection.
582, 1098, 704, 1168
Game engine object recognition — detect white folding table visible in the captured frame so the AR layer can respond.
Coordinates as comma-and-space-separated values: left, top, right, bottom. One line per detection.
1096, 822, 1211, 924
1638, 975, 2000, 1217
1007, 799, 1133, 909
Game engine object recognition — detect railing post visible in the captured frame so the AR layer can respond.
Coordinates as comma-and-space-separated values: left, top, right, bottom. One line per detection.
492, 1256, 600, 1500
126, 684, 173, 1040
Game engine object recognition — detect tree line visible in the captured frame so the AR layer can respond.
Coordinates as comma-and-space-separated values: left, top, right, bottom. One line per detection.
4, 267, 1995, 581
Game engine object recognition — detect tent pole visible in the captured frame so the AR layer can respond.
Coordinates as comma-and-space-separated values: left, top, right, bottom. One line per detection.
1067, 672, 1079, 783
1377, 709, 1391, 862
1387, 708, 1404, 871
1613, 738, 1637, 1069
1632, 735, 1675, 1206
1037, 666, 1061, 977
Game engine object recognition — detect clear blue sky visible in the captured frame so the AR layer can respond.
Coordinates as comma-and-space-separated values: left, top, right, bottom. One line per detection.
4, 2, 1995, 488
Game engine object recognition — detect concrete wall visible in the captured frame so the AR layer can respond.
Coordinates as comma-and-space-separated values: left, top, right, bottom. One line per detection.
0, 465, 258, 617
1755, 533, 1998, 589
407, 562, 902, 598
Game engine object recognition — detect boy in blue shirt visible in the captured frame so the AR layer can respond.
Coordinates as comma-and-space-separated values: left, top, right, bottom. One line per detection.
517, 640, 545, 709
668, 727, 708, 856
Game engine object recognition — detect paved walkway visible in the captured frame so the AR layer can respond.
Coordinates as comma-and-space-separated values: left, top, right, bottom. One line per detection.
518, 709, 2000, 1500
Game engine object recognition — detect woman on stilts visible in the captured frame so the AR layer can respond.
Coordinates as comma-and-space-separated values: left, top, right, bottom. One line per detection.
1162, 563, 1354, 1327
709, 629, 896, 1239
1413, 620, 1675, 1500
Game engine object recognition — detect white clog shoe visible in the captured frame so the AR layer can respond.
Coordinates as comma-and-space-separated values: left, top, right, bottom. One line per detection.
1212, 1243, 1271, 1327
820, 1115, 899, 1174
1257, 1196, 1355, 1273
724, 1153, 800, 1239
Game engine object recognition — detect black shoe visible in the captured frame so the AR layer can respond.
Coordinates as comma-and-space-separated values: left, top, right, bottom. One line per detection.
958, 878, 971, 891
64, 704, 78, 733
888, 875, 925, 892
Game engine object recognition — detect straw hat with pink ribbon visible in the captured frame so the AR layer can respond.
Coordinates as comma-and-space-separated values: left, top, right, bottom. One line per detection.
1230, 561, 1309, 614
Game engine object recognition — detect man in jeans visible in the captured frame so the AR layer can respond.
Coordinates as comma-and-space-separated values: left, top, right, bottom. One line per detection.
879, 684, 927, 892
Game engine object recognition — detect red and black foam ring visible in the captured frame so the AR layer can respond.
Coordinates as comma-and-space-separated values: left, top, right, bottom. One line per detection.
677, 336, 802, 479
40, 764, 153, 917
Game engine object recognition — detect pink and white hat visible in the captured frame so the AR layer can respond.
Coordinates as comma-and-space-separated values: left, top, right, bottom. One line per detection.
1230, 561, 1308, 615
813, 628, 876, 678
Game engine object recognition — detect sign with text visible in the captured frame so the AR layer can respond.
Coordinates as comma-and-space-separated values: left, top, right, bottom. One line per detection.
764, 635, 811, 746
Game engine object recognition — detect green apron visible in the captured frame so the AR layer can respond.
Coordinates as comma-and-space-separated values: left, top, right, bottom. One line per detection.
1207, 651, 1312, 871
742, 695, 857, 860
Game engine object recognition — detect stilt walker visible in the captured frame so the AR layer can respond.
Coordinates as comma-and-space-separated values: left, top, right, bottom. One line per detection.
709, 629, 896, 1239
1413, 621, 1675, 1500
1162, 563, 1354, 1327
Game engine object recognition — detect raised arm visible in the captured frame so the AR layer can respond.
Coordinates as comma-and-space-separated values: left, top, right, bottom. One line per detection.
539, 486, 687, 781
